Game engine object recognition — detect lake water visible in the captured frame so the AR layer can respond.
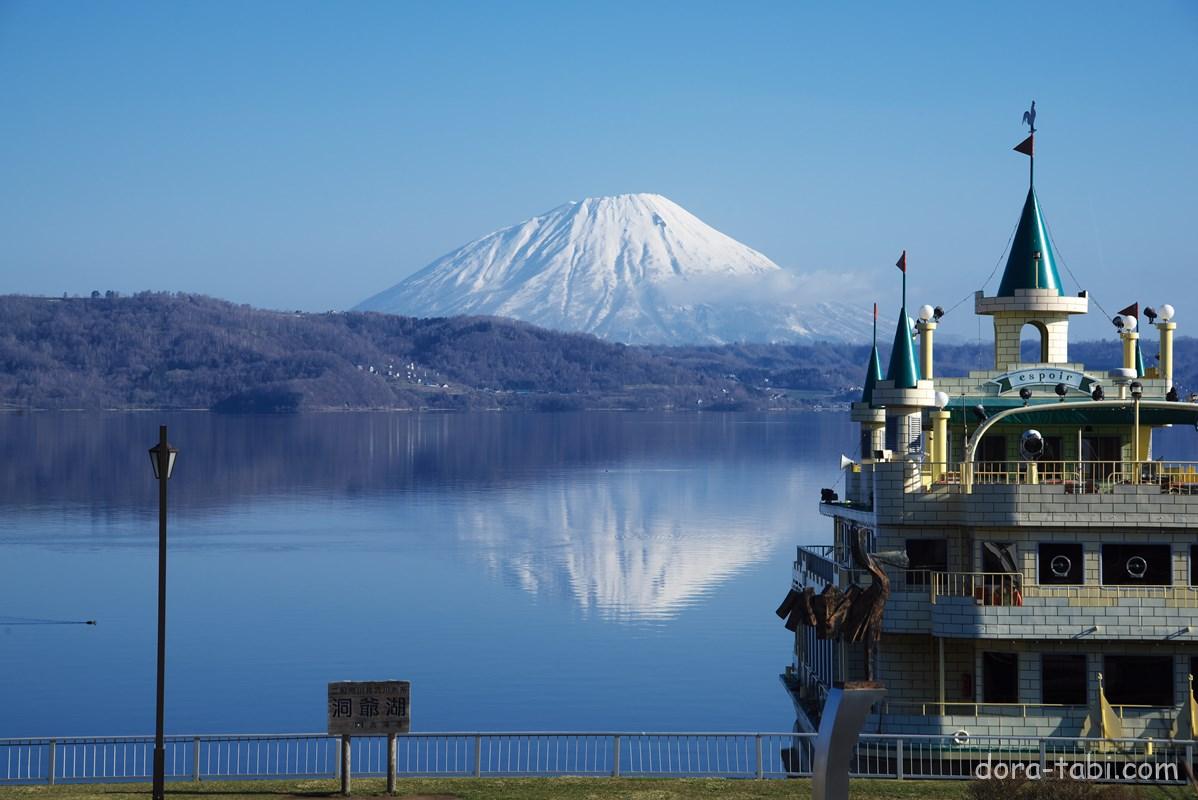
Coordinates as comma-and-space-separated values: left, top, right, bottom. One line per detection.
0, 412, 858, 738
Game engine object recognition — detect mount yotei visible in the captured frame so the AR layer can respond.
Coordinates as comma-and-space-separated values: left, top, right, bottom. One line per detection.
357, 193, 872, 345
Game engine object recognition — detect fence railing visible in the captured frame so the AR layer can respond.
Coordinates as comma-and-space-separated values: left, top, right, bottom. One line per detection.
2, 732, 1194, 785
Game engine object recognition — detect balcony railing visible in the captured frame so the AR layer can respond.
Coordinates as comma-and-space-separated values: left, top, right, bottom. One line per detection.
889, 569, 1198, 606
794, 545, 840, 588
797, 546, 1198, 609
910, 460, 1198, 494
931, 571, 1023, 606
882, 701, 1172, 721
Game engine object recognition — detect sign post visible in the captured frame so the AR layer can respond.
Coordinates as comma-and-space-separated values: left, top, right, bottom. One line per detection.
328, 681, 411, 796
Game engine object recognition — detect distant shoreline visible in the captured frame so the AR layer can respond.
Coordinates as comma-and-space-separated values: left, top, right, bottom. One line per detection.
0, 293, 1185, 414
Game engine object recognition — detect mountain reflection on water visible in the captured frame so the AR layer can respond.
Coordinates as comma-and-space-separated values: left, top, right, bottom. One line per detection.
0, 411, 850, 735
460, 466, 785, 620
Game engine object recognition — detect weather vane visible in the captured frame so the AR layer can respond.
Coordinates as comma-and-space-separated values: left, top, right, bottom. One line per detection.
1022, 100, 1036, 134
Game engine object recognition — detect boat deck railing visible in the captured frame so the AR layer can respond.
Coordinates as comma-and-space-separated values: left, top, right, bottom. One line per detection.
796, 563, 1198, 607
882, 700, 1172, 721
793, 545, 840, 588
915, 459, 1198, 494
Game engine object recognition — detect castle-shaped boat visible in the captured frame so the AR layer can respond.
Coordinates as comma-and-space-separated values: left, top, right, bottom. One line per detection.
780, 116, 1198, 743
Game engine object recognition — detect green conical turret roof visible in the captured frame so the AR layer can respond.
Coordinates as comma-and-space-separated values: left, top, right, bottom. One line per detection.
886, 307, 921, 389
997, 188, 1063, 296
862, 345, 883, 403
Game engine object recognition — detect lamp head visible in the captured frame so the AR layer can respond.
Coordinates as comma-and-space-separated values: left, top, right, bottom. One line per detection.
1130, 381, 1143, 400
918, 304, 935, 322
1054, 382, 1068, 400
1019, 387, 1032, 406
1020, 429, 1045, 461
1159, 304, 1175, 322
933, 391, 950, 409
972, 404, 988, 422
932, 306, 945, 322
1167, 386, 1179, 402
1144, 307, 1158, 323
1123, 315, 1138, 332
148, 440, 178, 480
1091, 385, 1105, 401
1112, 315, 1125, 331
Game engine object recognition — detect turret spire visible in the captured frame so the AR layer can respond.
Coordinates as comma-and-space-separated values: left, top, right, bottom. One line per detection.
862, 302, 882, 403
886, 252, 921, 389
1000, 106, 1063, 297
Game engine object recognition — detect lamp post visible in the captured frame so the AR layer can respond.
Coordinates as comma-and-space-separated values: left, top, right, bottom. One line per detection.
148, 426, 177, 800
1130, 382, 1142, 485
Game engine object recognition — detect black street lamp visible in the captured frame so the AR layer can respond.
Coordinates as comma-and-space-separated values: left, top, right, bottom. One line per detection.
148, 426, 177, 800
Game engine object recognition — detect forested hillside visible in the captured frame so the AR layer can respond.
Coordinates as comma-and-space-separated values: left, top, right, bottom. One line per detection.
0, 294, 747, 411
0, 294, 1193, 412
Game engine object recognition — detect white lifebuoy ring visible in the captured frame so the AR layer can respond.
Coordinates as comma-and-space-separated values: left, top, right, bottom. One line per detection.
953, 729, 970, 745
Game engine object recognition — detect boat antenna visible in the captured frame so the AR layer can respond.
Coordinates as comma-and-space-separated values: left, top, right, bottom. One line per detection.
0, 616, 96, 626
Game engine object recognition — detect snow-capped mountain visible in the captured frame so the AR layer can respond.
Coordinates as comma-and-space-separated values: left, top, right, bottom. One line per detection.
357, 193, 874, 345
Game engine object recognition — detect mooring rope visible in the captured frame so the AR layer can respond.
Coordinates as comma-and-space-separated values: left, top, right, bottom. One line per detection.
941, 218, 1019, 320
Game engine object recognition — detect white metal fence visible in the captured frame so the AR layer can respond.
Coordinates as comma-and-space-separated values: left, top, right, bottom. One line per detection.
2, 732, 1194, 785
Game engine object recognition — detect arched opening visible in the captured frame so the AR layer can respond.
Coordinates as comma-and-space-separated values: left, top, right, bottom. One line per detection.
1019, 321, 1049, 363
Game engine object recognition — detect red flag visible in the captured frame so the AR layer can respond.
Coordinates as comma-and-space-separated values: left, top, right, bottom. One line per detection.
896, 250, 906, 273
1013, 134, 1034, 157
1118, 303, 1139, 318
873, 302, 878, 320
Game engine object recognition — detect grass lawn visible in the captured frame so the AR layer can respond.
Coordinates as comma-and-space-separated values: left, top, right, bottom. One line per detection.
0, 778, 1192, 800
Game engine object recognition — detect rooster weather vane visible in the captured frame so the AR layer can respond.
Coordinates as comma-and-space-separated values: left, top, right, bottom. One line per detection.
1022, 100, 1036, 134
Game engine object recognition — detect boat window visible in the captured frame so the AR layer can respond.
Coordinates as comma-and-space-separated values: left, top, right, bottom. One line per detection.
907, 414, 922, 455
905, 539, 947, 586
982, 652, 1019, 703
1104, 656, 1173, 706
1101, 544, 1172, 586
1038, 543, 1083, 585
1042, 654, 1087, 705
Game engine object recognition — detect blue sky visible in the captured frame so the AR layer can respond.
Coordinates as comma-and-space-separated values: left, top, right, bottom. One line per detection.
1, 1, 1195, 341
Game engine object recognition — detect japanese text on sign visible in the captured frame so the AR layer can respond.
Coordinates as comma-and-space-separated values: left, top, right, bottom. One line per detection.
327, 681, 410, 735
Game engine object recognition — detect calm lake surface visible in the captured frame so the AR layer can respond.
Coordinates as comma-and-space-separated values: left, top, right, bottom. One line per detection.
6, 412, 1193, 738
1, 412, 851, 737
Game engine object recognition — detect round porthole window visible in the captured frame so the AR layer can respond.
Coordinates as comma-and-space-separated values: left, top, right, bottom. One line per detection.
1050, 555, 1072, 577
1126, 556, 1148, 579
